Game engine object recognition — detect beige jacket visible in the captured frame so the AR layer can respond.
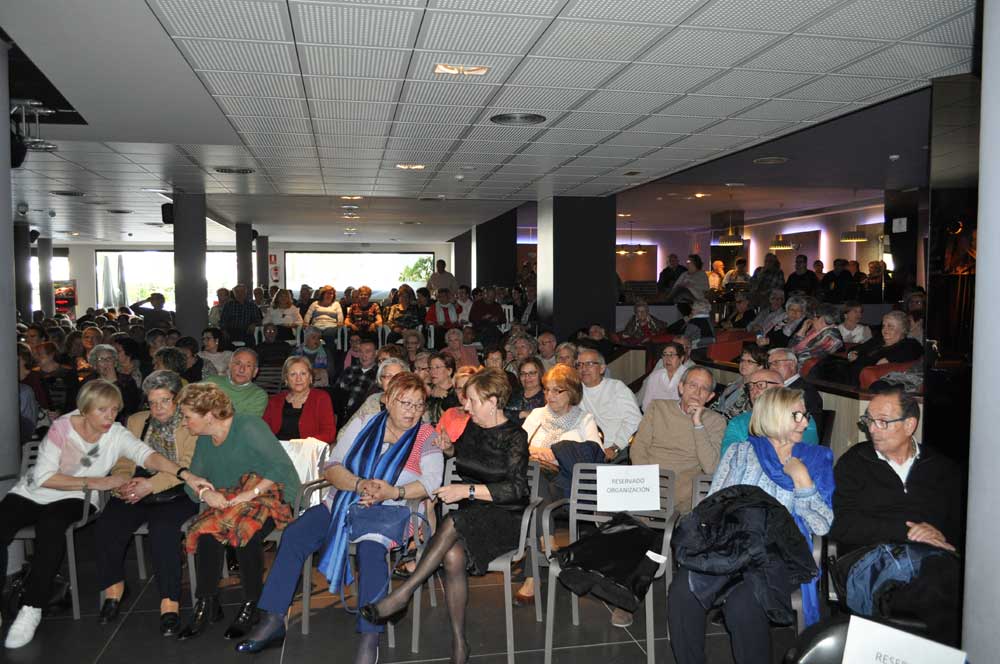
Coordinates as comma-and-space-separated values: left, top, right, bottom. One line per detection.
110, 411, 198, 494
630, 399, 725, 512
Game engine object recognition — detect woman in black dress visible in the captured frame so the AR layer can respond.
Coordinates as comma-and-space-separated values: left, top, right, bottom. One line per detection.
361, 368, 528, 663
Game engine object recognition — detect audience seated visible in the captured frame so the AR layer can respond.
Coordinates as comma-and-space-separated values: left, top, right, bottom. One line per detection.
710, 343, 767, 420
639, 341, 693, 412
219, 284, 262, 346
789, 303, 844, 363
202, 348, 268, 417
303, 285, 344, 349
174, 336, 205, 383
345, 286, 382, 336
666, 254, 710, 304
504, 357, 545, 425
758, 295, 809, 348
263, 356, 336, 444
293, 327, 331, 387
785, 254, 820, 297
831, 386, 962, 645
747, 288, 786, 334
338, 358, 408, 440
332, 338, 379, 425
721, 291, 756, 330
35, 340, 78, 417
198, 327, 232, 377
668, 387, 833, 663
441, 327, 478, 368
555, 341, 578, 367
722, 368, 819, 458
255, 323, 293, 367
683, 301, 716, 350
426, 352, 459, 425
818, 310, 923, 385
837, 300, 872, 344
749, 253, 785, 307
619, 300, 669, 344
767, 348, 824, 433
384, 285, 423, 342
81, 344, 142, 423
436, 366, 476, 445
425, 287, 462, 336
129, 292, 175, 331
576, 347, 642, 459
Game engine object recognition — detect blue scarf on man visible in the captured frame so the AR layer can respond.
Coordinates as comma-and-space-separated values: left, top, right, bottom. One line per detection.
747, 435, 834, 627
318, 410, 419, 588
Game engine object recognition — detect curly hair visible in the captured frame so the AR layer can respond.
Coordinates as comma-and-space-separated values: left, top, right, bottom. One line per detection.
176, 382, 234, 420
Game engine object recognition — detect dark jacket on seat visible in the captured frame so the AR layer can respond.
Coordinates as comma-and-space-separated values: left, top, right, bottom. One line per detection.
672, 484, 817, 625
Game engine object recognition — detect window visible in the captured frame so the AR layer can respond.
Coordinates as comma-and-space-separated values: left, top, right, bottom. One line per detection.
30, 257, 71, 313
284, 252, 434, 296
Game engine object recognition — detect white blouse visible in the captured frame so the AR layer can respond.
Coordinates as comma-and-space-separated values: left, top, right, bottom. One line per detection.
837, 323, 872, 344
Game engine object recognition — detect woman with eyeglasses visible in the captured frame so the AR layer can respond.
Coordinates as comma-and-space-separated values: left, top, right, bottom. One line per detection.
235, 373, 442, 662
710, 342, 768, 420
80, 343, 142, 423
504, 357, 545, 424
668, 387, 833, 664
426, 352, 459, 425
639, 341, 692, 412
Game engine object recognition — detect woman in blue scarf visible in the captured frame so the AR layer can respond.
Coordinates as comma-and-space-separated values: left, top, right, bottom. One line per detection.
668, 387, 834, 664
234, 372, 442, 664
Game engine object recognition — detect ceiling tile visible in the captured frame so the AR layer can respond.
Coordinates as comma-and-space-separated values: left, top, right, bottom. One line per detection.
838, 43, 972, 78
418, 11, 549, 54
240, 132, 316, 147
604, 131, 685, 147
659, 94, 759, 116
804, 0, 973, 41
696, 69, 814, 97
401, 81, 500, 106
782, 74, 907, 101
315, 120, 392, 137
563, 0, 704, 24
317, 137, 386, 151
395, 104, 481, 124
534, 128, 617, 144
912, 10, 975, 45
465, 125, 544, 142
177, 39, 299, 74
200, 71, 305, 98
248, 147, 318, 159
489, 86, 591, 110
555, 112, 645, 131
744, 36, 885, 73
215, 96, 310, 117
665, 134, 751, 150
688, 0, 843, 32
737, 99, 845, 121
304, 77, 402, 102
629, 114, 716, 133
311, 101, 397, 121
291, 2, 421, 47
577, 91, 678, 114
229, 116, 314, 134
509, 57, 622, 88
429, 0, 562, 14
562, 155, 633, 168
518, 143, 585, 157
583, 144, 651, 159
391, 123, 468, 139
299, 45, 411, 78
699, 118, 794, 136
641, 27, 781, 67
385, 137, 458, 152
533, 20, 665, 60
151, 0, 292, 41
458, 139, 524, 154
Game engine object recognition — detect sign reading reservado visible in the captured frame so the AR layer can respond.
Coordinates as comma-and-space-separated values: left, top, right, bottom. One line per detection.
842, 616, 966, 664
595, 464, 660, 512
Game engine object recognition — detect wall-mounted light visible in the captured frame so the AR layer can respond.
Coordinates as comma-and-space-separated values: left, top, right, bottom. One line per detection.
769, 234, 793, 251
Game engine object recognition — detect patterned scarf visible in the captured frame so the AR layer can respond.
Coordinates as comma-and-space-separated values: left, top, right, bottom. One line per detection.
145, 410, 182, 463
529, 405, 586, 448
318, 410, 419, 589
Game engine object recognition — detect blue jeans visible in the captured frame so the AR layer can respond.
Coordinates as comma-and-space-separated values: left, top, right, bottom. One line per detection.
257, 504, 390, 633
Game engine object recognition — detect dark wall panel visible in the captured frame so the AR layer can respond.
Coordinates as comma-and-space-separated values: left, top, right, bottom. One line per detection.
474, 209, 517, 288
450, 230, 472, 287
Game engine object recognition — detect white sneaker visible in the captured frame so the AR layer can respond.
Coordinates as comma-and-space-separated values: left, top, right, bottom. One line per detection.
5, 605, 42, 649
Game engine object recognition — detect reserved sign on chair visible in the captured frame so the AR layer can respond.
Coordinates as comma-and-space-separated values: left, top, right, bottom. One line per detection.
595, 464, 660, 512
843, 616, 966, 664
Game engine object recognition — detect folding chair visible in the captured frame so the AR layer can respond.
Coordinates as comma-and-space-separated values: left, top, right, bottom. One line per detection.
13, 441, 100, 620
543, 464, 677, 664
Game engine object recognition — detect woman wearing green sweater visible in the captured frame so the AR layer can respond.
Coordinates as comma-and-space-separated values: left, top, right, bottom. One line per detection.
175, 382, 300, 642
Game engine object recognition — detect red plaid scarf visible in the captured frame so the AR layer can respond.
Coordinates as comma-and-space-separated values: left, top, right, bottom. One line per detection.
184, 473, 293, 553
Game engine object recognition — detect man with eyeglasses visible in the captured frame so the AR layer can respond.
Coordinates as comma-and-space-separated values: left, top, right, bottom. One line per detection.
203, 348, 267, 417
576, 349, 642, 460
536, 331, 558, 371
767, 348, 824, 438
830, 386, 962, 644
721, 369, 819, 458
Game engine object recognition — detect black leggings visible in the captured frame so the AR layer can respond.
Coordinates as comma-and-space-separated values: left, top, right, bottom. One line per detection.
0, 493, 86, 607
194, 519, 275, 601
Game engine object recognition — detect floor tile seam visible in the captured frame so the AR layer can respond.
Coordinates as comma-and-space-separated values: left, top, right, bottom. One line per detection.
91, 575, 154, 664
365, 638, 644, 663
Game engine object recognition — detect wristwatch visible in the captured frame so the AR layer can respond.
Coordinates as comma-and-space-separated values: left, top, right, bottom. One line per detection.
253, 486, 261, 497
175, 466, 189, 480
468, 484, 476, 500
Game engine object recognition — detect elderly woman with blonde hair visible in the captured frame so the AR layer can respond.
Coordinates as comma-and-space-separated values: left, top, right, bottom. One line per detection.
668, 387, 834, 662
263, 355, 337, 443
0, 379, 211, 649
345, 285, 382, 335
442, 326, 479, 368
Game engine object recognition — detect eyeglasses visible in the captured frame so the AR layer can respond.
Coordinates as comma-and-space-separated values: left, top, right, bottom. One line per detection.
859, 414, 907, 430
747, 380, 781, 390
575, 361, 601, 368
791, 411, 810, 423
543, 387, 567, 395
662, 352, 679, 358
739, 358, 761, 365
519, 370, 539, 377
394, 398, 426, 413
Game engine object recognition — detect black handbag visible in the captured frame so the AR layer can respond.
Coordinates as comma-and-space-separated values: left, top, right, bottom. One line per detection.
134, 417, 188, 505
346, 503, 412, 544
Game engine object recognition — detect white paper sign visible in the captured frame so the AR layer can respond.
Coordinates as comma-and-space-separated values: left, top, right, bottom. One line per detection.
842, 616, 966, 664
892, 216, 908, 233
595, 464, 660, 512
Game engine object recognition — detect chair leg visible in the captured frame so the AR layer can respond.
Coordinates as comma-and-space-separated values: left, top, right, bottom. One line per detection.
302, 553, 313, 635
427, 571, 437, 607
544, 566, 558, 664
530, 545, 542, 623
503, 566, 515, 664
65, 529, 81, 620
385, 553, 395, 649
411, 566, 422, 653
645, 591, 654, 664
571, 586, 579, 627
187, 551, 197, 606
135, 533, 148, 581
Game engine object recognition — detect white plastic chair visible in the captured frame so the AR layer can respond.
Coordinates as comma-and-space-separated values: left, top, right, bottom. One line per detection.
500, 304, 514, 333
543, 464, 677, 664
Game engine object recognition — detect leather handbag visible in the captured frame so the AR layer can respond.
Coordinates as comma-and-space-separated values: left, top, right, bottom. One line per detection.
346, 503, 412, 545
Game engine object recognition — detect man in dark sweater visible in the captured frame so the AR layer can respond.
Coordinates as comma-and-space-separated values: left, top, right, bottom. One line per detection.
831, 386, 962, 643
784, 254, 819, 296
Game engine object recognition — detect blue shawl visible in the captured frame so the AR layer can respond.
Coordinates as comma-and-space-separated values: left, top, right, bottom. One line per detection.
747, 435, 834, 627
318, 410, 419, 588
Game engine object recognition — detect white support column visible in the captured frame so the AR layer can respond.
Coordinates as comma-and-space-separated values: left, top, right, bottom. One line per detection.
963, 1, 1000, 658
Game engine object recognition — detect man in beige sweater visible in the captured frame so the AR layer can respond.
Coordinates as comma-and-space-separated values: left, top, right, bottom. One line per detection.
631, 366, 726, 513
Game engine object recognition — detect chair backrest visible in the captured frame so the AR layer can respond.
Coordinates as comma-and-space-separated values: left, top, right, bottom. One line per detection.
691, 473, 714, 509
706, 340, 743, 363
858, 359, 918, 390
20, 441, 42, 477
820, 409, 836, 447
566, 463, 676, 541
255, 366, 284, 395
440, 457, 541, 518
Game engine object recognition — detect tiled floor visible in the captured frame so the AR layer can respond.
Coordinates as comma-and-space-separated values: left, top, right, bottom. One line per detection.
1, 526, 796, 663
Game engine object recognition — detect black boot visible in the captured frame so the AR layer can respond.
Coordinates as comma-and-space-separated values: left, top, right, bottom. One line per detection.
98, 596, 124, 625
223, 601, 260, 640
234, 610, 285, 653
176, 596, 224, 640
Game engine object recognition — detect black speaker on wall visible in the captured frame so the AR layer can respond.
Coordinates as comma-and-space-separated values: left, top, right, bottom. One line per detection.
161, 203, 173, 225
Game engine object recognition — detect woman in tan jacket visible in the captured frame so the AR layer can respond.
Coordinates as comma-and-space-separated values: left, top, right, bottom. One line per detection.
94, 370, 199, 636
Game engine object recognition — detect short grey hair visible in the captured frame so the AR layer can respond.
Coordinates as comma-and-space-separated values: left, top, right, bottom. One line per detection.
88, 343, 118, 366
681, 365, 716, 391
444, 327, 463, 343
813, 303, 841, 326
883, 310, 911, 335
556, 341, 578, 358
232, 347, 259, 366
142, 369, 183, 396
785, 295, 808, 313
376, 357, 408, 383
770, 289, 786, 301
303, 325, 322, 338
767, 347, 798, 367
577, 346, 606, 366
513, 335, 537, 354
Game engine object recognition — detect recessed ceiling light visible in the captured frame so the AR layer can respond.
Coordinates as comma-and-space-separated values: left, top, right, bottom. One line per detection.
49, 190, 85, 197
617, 213, 631, 218
724, 182, 745, 187
752, 156, 789, 165
433, 63, 490, 76
395, 163, 425, 170
107, 209, 133, 214
459, 166, 476, 171
401, 221, 422, 225
141, 187, 172, 194
343, 231, 357, 236
341, 204, 360, 210
26, 140, 58, 152
694, 192, 710, 198
888, 154, 900, 162
339, 195, 363, 200
214, 166, 256, 175
69, 231, 80, 236
344, 226, 357, 232
490, 112, 546, 126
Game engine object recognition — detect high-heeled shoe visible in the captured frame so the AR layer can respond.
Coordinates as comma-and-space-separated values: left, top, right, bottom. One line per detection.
176, 596, 224, 640
159, 612, 181, 637
98, 595, 125, 624
224, 601, 260, 640
359, 599, 409, 625
234, 610, 285, 653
